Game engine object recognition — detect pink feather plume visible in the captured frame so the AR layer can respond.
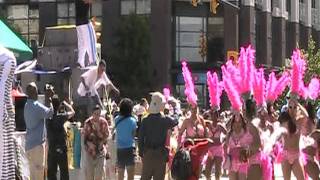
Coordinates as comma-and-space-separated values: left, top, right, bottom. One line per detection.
222, 66, 243, 111
252, 68, 266, 106
163, 87, 171, 101
238, 46, 255, 94
181, 60, 198, 107
307, 78, 320, 100
266, 72, 290, 102
291, 49, 306, 96
207, 71, 223, 110
225, 60, 242, 92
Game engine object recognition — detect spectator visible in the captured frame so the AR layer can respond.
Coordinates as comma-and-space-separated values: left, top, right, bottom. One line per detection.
115, 98, 137, 180
24, 82, 54, 180
138, 92, 178, 180
47, 95, 75, 180
82, 105, 110, 180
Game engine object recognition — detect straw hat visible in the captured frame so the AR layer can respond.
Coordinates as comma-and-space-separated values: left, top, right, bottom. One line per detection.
148, 92, 166, 114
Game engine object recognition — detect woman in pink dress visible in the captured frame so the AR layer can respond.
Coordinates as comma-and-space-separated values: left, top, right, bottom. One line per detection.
224, 112, 250, 180
278, 111, 305, 180
204, 110, 227, 180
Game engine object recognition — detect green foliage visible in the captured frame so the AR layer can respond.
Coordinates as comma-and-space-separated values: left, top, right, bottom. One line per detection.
302, 36, 320, 81
108, 14, 151, 100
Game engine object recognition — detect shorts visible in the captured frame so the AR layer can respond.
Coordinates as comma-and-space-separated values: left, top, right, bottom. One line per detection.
117, 147, 136, 168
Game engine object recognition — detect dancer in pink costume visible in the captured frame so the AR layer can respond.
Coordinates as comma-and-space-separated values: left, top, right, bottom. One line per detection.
300, 102, 320, 180
224, 113, 250, 180
204, 110, 227, 180
278, 111, 305, 180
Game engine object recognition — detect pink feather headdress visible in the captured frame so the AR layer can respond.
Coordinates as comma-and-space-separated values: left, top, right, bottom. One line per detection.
163, 87, 171, 102
238, 46, 255, 94
181, 60, 198, 107
266, 72, 290, 102
291, 49, 306, 97
207, 71, 223, 110
225, 60, 242, 92
252, 68, 266, 107
305, 78, 320, 100
222, 66, 243, 111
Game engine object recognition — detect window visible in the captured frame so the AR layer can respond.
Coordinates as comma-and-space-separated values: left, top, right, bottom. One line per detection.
57, 2, 75, 25
207, 17, 224, 63
175, 16, 206, 62
312, 0, 315, 8
120, 0, 151, 15
6, 5, 39, 44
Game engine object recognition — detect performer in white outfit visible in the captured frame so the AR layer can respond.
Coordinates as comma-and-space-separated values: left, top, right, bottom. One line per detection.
76, 0, 97, 67
0, 45, 17, 179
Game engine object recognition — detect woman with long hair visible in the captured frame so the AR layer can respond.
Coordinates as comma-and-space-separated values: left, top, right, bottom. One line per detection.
178, 106, 207, 143
224, 113, 250, 180
278, 111, 304, 180
244, 99, 263, 180
300, 102, 320, 180
204, 110, 227, 180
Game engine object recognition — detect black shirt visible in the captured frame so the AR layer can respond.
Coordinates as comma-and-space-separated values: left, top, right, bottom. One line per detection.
138, 113, 178, 157
75, 0, 89, 26
46, 113, 68, 149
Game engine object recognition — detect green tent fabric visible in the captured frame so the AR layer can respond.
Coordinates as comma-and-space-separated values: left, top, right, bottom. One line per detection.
0, 20, 33, 62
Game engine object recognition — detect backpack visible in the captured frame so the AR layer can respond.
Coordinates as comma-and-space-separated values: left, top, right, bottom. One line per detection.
171, 148, 192, 180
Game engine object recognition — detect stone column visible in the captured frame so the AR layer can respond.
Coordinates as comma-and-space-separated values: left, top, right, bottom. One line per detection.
150, 0, 172, 90
256, 0, 272, 65
287, 0, 299, 56
272, 0, 287, 67
224, 2, 239, 60
239, 0, 255, 47
300, 0, 312, 49
102, 0, 120, 58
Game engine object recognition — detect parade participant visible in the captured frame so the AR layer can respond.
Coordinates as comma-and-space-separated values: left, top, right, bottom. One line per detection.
278, 111, 305, 180
77, 60, 119, 116
24, 82, 54, 180
82, 105, 110, 180
114, 98, 137, 180
138, 92, 178, 180
224, 112, 250, 180
0, 46, 18, 179
178, 106, 206, 142
47, 95, 75, 180
75, 0, 97, 67
204, 110, 227, 180
298, 102, 320, 179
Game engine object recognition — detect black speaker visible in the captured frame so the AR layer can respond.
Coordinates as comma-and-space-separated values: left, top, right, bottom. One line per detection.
14, 96, 27, 131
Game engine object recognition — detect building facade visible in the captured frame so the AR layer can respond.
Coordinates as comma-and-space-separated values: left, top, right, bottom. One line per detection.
1, 0, 320, 107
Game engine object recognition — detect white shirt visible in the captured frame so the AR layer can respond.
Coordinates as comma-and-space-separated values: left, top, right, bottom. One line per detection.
77, 66, 111, 97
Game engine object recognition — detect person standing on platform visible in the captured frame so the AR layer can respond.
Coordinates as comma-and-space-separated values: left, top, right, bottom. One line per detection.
24, 82, 54, 180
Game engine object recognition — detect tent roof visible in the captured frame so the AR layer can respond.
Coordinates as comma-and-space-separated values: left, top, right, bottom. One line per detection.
0, 20, 33, 62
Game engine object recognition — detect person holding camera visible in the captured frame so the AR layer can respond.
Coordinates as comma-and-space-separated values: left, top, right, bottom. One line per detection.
24, 82, 54, 180
46, 95, 75, 180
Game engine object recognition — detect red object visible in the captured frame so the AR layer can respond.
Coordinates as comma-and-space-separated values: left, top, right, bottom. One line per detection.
11, 89, 26, 97
186, 140, 210, 180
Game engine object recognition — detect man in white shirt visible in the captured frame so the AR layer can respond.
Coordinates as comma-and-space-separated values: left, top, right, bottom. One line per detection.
77, 60, 119, 115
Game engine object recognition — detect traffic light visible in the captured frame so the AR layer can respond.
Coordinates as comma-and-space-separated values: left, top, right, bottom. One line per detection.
210, 0, 219, 14
199, 32, 207, 58
191, 0, 199, 7
227, 50, 239, 65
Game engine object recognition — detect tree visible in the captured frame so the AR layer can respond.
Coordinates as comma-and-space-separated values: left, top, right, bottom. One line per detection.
108, 14, 151, 100
302, 36, 320, 81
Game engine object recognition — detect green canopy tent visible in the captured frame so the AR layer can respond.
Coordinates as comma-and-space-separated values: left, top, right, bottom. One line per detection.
0, 20, 33, 63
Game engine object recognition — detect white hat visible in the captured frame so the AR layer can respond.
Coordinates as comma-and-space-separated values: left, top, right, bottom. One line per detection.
148, 92, 166, 114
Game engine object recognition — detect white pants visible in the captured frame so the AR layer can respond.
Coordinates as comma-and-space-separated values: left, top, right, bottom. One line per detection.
27, 144, 45, 180
84, 152, 105, 180
76, 22, 97, 67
